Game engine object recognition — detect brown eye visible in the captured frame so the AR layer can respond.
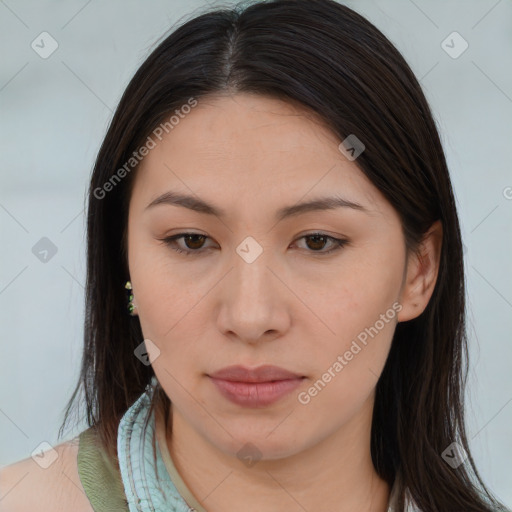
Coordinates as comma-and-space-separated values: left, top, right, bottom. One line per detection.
304, 234, 329, 251
160, 233, 212, 255
295, 233, 349, 255
181, 234, 207, 250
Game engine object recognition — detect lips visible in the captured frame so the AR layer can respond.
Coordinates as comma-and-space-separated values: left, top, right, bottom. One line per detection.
209, 364, 303, 382
208, 365, 305, 407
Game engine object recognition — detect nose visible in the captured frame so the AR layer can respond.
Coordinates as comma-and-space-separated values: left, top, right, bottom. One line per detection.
216, 249, 291, 345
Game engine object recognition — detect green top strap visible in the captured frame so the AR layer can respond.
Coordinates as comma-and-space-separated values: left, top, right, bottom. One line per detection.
77, 427, 129, 512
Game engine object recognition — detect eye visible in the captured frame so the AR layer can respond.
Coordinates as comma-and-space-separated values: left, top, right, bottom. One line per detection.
293, 233, 349, 255
159, 233, 213, 256
158, 232, 348, 256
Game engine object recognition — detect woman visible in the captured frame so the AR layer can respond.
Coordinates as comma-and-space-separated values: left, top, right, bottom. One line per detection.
1, 0, 508, 511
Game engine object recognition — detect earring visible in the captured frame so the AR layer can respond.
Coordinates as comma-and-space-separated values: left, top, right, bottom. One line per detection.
125, 281, 137, 316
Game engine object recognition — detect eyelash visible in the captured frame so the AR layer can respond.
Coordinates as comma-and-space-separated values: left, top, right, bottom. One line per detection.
158, 232, 349, 256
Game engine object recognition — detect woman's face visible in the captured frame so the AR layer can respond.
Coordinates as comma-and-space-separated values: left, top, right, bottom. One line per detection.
127, 93, 423, 460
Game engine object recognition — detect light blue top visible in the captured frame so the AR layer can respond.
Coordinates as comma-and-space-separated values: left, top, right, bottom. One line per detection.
117, 378, 197, 512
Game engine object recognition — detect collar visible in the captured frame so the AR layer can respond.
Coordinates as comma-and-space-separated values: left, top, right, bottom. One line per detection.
117, 378, 195, 512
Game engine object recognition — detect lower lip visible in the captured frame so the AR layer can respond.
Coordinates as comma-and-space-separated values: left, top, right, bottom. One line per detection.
209, 377, 304, 407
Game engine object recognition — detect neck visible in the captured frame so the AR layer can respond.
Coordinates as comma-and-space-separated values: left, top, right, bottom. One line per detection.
163, 395, 391, 512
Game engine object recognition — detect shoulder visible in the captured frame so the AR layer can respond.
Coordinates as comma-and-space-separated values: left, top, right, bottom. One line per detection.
0, 436, 94, 512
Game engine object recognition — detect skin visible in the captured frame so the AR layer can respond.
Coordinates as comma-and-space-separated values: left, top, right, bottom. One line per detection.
126, 93, 442, 512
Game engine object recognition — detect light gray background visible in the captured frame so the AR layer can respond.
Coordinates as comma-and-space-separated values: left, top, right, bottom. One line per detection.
1, 0, 511, 507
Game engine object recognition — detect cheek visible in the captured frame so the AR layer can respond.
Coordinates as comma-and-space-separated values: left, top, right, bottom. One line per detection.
299, 248, 403, 394
296, 292, 398, 435
127, 227, 203, 360
310, 246, 403, 339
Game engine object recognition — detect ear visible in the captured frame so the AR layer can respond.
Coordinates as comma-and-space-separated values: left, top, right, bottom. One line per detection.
397, 220, 443, 323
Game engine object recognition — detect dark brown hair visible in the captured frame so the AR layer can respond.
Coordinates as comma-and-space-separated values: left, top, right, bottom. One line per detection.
59, 1, 508, 510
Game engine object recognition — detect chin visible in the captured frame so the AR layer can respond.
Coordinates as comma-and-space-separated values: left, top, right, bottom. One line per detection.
207, 420, 308, 462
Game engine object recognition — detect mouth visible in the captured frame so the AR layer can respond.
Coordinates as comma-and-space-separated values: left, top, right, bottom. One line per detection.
207, 365, 306, 408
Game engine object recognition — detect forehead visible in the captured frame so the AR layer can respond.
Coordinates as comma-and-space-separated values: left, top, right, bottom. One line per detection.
131, 93, 386, 216
182, 92, 335, 143
145, 93, 340, 163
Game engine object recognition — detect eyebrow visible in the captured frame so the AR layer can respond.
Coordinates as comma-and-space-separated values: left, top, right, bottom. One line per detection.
145, 190, 369, 221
